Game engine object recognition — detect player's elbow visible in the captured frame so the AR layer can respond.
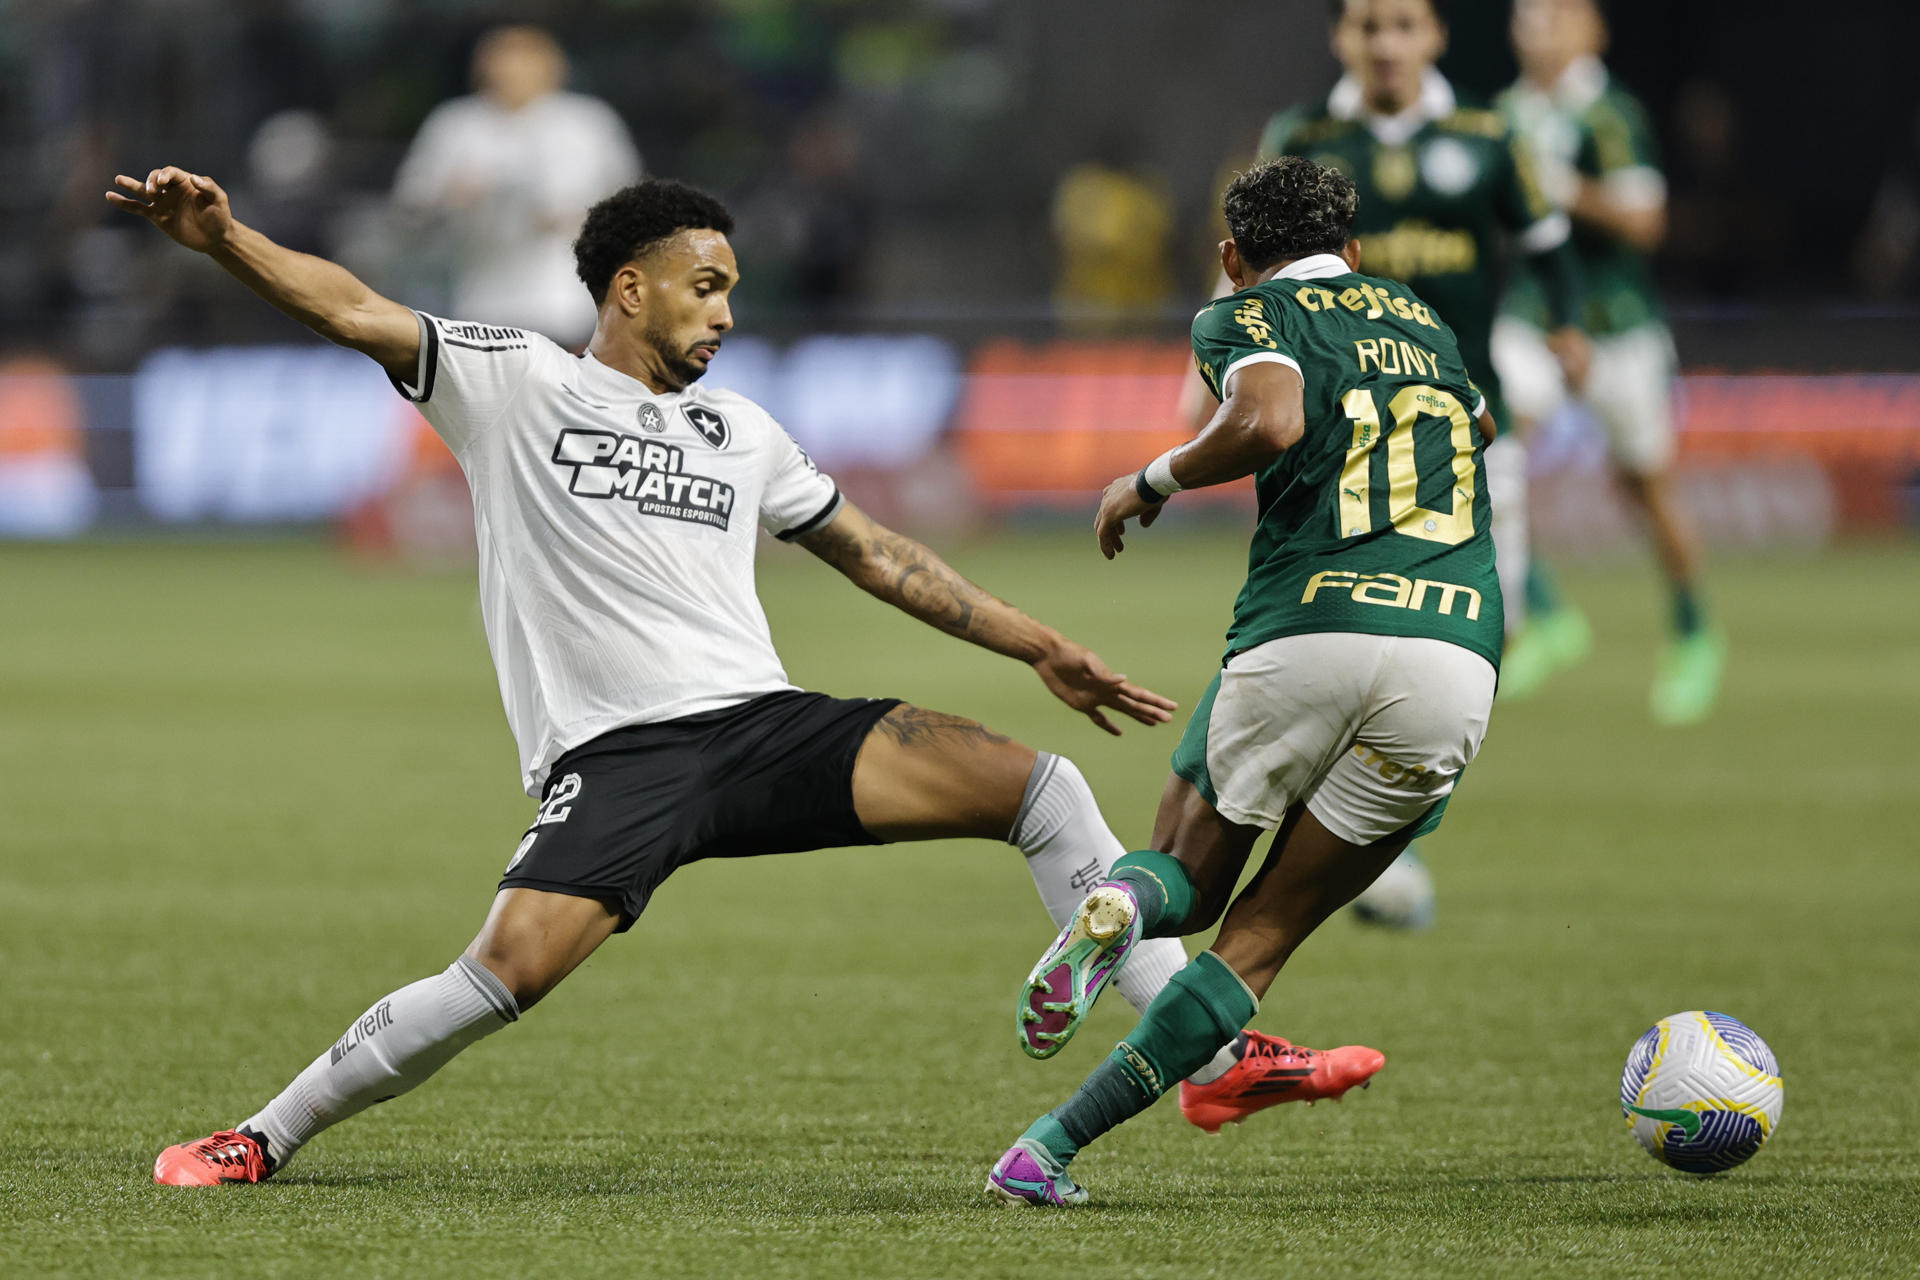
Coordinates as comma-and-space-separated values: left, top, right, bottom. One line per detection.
324, 298, 387, 349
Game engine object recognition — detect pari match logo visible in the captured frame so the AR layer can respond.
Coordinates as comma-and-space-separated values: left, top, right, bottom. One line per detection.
550, 429, 736, 530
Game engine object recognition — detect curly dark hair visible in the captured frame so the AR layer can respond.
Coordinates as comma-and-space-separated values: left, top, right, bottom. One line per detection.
1221, 156, 1358, 272
573, 179, 736, 305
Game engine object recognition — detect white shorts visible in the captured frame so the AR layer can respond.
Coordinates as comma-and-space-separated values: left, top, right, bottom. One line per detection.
1173, 632, 1497, 845
1490, 317, 1679, 474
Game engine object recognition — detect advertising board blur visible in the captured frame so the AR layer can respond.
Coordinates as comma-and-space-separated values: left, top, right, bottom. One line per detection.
1, 339, 1916, 548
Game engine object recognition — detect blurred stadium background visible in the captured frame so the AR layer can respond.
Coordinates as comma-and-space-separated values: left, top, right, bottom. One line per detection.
3, 0, 1920, 548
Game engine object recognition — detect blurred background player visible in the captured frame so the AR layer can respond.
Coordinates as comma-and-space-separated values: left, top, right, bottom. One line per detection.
1492, 0, 1723, 722
1050, 131, 1179, 335
393, 25, 641, 347
1181, 0, 1589, 925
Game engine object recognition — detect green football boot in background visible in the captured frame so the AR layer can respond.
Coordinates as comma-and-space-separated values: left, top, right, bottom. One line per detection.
1650, 627, 1726, 726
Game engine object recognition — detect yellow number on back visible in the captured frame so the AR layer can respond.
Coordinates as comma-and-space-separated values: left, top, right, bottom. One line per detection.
1337, 384, 1477, 545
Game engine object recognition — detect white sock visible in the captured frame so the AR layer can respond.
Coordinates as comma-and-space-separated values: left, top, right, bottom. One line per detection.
1484, 433, 1530, 634
242, 956, 518, 1172
1006, 753, 1193, 1017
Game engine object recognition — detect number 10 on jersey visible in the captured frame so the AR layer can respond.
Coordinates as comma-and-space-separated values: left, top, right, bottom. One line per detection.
1337, 384, 1477, 546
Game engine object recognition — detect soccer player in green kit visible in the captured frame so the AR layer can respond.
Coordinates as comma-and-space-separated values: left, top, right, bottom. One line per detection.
988, 155, 1500, 1206
1175, 0, 1587, 926
1185, 0, 1589, 610
1492, 0, 1723, 722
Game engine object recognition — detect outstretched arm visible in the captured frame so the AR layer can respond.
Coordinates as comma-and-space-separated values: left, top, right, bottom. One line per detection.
796, 502, 1175, 735
1094, 359, 1303, 559
106, 167, 419, 380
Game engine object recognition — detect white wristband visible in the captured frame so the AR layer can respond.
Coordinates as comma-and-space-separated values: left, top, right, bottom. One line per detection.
1144, 451, 1183, 497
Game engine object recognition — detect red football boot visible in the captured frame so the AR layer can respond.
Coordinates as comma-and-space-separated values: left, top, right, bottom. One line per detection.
1178, 1030, 1385, 1134
153, 1129, 272, 1185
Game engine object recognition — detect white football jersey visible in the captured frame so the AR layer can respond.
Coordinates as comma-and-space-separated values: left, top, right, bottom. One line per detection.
392, 312, 844, 795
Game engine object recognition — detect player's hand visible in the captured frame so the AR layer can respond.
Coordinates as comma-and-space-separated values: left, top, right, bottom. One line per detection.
1094, 473, 1164, 560
106, 168, 235, 254
1546, 325, 1592, 393
1032, 637, 1177, 736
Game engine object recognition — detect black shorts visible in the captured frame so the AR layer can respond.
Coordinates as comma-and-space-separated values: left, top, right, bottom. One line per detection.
499, 691, 902, 929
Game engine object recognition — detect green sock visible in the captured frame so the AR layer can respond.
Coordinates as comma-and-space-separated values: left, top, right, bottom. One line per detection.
1033, 952, 1258, 1161
1107, 849, 1198, 938
1525, 560, 1564, 617
1670, 583, 1705, 637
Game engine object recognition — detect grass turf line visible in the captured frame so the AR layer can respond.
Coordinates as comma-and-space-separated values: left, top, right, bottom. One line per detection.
0, 535, 1915, 1278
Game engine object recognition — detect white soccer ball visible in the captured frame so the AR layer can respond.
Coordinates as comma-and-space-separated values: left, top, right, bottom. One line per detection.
1349, 845, 1435, 930
1620, 1011, 1784, 1174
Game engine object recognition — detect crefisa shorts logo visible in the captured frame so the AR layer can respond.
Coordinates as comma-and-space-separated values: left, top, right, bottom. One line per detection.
637, 402, 667, 433
684, 404, 730, 450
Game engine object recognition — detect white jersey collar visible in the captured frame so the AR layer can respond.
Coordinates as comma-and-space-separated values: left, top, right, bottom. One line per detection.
1265, 253, 1352, 282
1328, 69, 1456, 146
578, 350, 680, 400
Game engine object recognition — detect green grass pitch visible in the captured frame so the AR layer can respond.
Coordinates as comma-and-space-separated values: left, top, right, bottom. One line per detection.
1, 531, 1916, 1278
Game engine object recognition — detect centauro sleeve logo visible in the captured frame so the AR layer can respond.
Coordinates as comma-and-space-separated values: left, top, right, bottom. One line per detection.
550, 429, 736, 529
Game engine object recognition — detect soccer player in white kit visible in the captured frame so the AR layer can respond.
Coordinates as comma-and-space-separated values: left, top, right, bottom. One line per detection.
111, 165, 1353, 1186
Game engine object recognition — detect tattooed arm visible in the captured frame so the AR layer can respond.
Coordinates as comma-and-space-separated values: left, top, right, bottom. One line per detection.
795, 502, 1176, 734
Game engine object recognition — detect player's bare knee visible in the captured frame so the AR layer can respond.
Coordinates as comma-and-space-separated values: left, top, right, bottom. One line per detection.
463, 943, 559, 1010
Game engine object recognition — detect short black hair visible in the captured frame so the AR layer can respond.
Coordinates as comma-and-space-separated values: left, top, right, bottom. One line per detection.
573, 179, 736, 305
1221, 156, 1358, 272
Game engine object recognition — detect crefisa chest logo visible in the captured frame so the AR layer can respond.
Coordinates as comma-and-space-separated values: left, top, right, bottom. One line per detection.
684, 404, 730, 450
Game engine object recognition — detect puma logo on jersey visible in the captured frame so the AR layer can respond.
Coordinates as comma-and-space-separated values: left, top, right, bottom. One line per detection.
551, 428, 736, 530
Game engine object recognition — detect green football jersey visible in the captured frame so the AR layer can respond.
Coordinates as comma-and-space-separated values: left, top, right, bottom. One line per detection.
1191, 258, 1504, 670
1497, 64, 1665, 336
1260, 102, 1559, 423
